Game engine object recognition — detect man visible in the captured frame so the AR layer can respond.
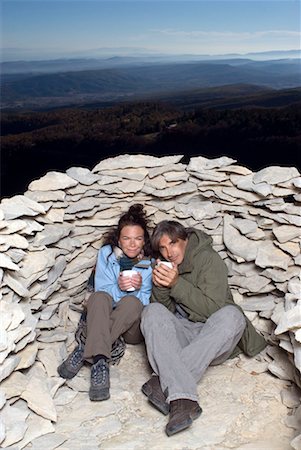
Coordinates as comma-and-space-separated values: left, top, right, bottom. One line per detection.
141, 220, 266, 437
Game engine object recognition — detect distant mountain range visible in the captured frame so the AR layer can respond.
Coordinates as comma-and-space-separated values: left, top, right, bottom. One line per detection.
1, 55, 300, 111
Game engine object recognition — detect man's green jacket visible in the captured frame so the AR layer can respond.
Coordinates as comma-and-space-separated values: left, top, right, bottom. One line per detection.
151, 228, 267, 357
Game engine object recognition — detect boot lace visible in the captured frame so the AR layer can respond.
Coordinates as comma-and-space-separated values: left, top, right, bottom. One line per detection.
91, 360, 108, 385
69, 346, 84, 368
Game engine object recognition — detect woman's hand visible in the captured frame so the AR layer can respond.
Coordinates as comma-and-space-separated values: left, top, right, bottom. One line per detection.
131, 272, 142, 290
152, 261, 178, 288
118, 273, 133, 291
118, 272, 142, 291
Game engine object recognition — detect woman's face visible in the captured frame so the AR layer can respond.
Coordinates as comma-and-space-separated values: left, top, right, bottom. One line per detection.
118, 225, 145, 258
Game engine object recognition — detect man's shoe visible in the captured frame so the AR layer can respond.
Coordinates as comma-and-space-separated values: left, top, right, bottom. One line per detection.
165, 399, 202, 436
89, 358, 110, 401
57, 345, 84, 379
141, 375, 169, 415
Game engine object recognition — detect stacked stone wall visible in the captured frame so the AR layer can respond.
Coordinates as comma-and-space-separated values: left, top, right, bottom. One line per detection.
0, 154, 300, 448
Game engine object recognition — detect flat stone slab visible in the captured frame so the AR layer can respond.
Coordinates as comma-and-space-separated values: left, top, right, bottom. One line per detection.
23, 344, 295, 450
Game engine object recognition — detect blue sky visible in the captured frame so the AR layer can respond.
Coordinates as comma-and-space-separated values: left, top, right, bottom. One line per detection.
1, 0, 300, 60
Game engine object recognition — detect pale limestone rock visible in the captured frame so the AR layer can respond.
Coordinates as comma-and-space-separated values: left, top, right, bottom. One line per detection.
229, 274, 272, 293
253, 166, 300, 185
18, 248, 60, 280
0, 355, 21, 382
223, 215, 258, 262
0, 195, 46, 220
188, 155, 236, 171
0, 253, 20, 271
20, 364, 57, 422
261, 266, 300, 283
39, 207, 65, 223
25, 432, 66, 450
148, 163, 187, 178
37, 330, 68, 343
28, 171, 78, 191
232, 218, 258, 234
273, 224, 301, 243
93, 154, 183, 171
178, 199, 219, 221
103, 179, 144, 194
65, 198, 110, 214
20, 218, 44, 235
3, 272, 30, 297
152, 181, 197, 198
34, 255, 67, 294
16, 341, 39, 370
25, 189, 66, 202
37, 348, 60, 378
0, 219, 27, 234
7, 248, 26, 263
101, 167, 148, 181
236, 174, 273, 196
14, 411, 55, 450
33, 224, 72, 247
1, 370, 28, 399
63, 247, 96, 275
145, 175, 167, 190
1, 401, 29, 447
217, 164, 252, 175
255, 241, 291, 270
190, 170, 228, 182
281, 384, 301, 408
239, 294, 277, 312
275, 241, 300, 257
164, 170, 189, 182
275, 306, 301, 335
223, 186, 261, 202
0, 389, 5, 408
66, 166, 100, 185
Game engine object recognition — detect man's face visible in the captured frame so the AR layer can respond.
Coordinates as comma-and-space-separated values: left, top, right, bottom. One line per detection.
158, 234, 188, 266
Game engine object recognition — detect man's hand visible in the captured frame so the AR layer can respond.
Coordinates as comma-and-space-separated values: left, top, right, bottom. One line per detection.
152, 260, 178, 288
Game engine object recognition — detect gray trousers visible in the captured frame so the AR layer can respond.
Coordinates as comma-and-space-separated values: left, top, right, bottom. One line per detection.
84, 291, 144, 362
141, 303, 246, 403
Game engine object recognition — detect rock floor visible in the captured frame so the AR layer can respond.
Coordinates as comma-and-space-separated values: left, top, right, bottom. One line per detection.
24, 343, 294, 450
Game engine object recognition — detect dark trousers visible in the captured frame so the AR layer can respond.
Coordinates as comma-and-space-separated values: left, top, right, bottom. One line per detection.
83, 291, 144, 362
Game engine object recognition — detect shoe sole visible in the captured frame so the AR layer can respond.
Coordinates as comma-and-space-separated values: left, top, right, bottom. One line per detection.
89, 390, 110, 401
57, 364, 83, 379
165, 407, 202, 437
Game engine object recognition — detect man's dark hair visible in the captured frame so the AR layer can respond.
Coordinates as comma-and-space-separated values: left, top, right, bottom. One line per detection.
151, 220, 188, 256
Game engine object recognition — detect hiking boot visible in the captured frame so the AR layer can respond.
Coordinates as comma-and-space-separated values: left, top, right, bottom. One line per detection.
110, 336, 126, 366
165, 399, 202, 436
141, 375, 169, 415
89, 358, 110, 401
57, 345, 85, 379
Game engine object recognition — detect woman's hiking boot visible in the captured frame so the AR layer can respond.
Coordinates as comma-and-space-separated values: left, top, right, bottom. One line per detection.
110, 336, 126, 365
57, 344, 85, 379
89, 358, 110, 401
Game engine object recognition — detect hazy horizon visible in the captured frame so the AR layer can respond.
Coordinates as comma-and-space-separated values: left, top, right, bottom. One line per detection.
1, 0, 300, 62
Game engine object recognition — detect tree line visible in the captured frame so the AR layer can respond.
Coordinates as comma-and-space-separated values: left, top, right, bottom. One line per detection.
1, 101, 300, 198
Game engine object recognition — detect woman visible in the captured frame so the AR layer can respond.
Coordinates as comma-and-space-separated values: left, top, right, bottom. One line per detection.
58, 204, 153, 401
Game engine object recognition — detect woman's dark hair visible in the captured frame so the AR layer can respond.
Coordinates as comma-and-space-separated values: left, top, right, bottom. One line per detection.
151, 220, 188, 256
102, 204, 152, 256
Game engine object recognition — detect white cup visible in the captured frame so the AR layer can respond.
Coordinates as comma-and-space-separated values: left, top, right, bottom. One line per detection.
122, 270, 138, 291
158, 261, 173, 269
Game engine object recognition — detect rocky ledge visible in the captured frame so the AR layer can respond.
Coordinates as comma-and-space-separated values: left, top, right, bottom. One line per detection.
0, 154, 300, 449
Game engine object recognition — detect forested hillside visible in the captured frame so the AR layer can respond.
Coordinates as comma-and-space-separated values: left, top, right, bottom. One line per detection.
1, 100, 300, 198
